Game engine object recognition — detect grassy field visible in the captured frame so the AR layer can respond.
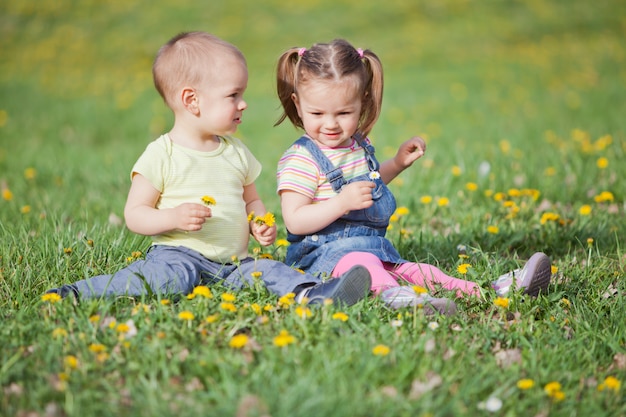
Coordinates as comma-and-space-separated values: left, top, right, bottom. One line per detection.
1, 0, 625, 416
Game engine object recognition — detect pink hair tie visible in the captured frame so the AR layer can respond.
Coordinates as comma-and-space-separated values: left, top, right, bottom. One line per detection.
356, 48, 364, 58
298, 47, 306, 57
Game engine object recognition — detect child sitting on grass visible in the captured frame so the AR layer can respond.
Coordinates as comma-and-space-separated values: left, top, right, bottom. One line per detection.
47, 32, 371, 306
273, 39, 552, 313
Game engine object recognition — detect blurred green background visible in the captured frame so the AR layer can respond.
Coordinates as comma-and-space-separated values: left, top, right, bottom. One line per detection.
1, 0, 624, 221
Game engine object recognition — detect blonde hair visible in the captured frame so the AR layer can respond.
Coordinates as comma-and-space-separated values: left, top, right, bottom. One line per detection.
275, 39, 384, 137
153, 31, 246, 108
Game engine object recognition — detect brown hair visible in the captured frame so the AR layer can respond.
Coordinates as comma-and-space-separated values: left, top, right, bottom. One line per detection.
275, 39, 384, 137
153, 31, 245, 108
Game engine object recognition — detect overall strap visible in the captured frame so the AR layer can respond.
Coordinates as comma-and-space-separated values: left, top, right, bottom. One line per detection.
353, 132, 380, 172
293, 136, 346, 193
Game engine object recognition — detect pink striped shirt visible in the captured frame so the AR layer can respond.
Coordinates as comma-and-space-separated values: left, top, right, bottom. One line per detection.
277, 137, 371, 202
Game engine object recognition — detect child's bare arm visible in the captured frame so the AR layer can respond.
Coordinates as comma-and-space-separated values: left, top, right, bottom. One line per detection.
124, 173, 212, 235
280, 181, 375, 235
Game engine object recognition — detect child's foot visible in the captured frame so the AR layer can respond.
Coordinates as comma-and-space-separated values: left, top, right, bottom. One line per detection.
380, 286, 457, 316
298, 265, 371, 306
492, 252, 552, 297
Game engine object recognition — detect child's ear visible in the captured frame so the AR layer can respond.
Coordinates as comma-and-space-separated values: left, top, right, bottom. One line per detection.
181, 87, 200, 114
291, 93, 301, 116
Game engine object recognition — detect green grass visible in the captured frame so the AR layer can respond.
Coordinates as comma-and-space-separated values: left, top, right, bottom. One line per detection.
1, 0, 625, 416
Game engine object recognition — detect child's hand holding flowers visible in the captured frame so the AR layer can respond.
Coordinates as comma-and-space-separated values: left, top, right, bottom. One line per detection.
248, 211, 277, 246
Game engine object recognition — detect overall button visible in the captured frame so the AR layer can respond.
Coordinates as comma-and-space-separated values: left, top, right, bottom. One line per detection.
311, 235, 319, 242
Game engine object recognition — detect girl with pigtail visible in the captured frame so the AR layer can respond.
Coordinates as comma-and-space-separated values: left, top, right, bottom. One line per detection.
274, 39, 552, 313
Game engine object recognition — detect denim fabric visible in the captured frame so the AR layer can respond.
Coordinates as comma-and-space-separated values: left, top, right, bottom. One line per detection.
59, 245, 321, 299
285, 135, 405, 275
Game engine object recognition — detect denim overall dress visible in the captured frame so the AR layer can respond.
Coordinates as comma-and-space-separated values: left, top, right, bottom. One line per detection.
285, 135, 406, 276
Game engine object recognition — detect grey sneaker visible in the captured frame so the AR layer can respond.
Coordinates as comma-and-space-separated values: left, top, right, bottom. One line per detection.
380, 286, 457, 316
492, 252, 552, 297
298, 265, 371, 306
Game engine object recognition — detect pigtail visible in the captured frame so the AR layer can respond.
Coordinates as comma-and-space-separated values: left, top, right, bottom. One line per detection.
357, 49, 384, 137
275, 48, 303, 128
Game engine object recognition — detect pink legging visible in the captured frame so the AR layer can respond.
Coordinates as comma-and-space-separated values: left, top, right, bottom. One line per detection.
332, 252, 480, 298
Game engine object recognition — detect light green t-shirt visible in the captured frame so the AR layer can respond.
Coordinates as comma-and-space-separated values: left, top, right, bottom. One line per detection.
132, 134, 262, 263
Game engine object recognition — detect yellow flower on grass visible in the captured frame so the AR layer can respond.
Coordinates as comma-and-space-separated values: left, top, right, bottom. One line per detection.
487, 225, 499, 234
295, 306, 312, 318
594, 191, 614, 203
372, 344, 390, 356
465, 182, 478, 191
229, 334, 249, 349
220, 302, 237, 313
437, 197, 449, 207
451, 166, 462, 176
412, 285, 428, 294
598, 376, 621, 392
2, 188, 13, 201
205, 314, 220, 323
596, 157, 609, 169
579, 205, 592, 216
221, 293, 236, 302
517, 379, 535, 390
544, 381, 565, 401
24, 167, 37, 180
551, 265, 559, 274
192, 286, 213, 298
41, 293, 62, 303
457, 263, 471, 275
278, 293, 296, 307
494, 297, 510, 309
201, 195, 216, 206
249, 303, 262, 315
540, 212, 560, 225
251, 271, 263, 279
332, 312, 349, 322
178, 311, 195, 321
52, 328, 68, 338
276, 239, 290, 247
160, 299, 171, 306
116, 323, 130, 333
394, 206, 410, 217
273, 330, 296, 347
420, 195, 432, 204
20, 205, 31, 214
89, 343, 106, 353
64, 355, 79, 370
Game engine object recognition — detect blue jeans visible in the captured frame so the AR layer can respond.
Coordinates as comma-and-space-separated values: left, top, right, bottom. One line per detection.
58, 245, 321, 299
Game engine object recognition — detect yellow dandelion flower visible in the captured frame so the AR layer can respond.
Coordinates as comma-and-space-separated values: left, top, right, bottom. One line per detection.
20, 205, 31, 214
517, 379, 535, 390
596, 157, 609, 169
221, 293, 236, 302
2, 188, 13, 201
544, 381, 562, 396
52, 328, 68, 338
247, 211, 254, 222
273, 330, 296, 347
437, 197, 450, 207
508, 188, 521, 198
278, 293, 296, 307
560, 298, 571, 307
493, 192, 506, 202
598, 376, 621, 392
192, 286, 213, 298
63, 247, 72, 255
332, 312, 349, 322
372, 344, 391, 356
41, 293, 62, 303
390, 214, 399, 222
251, 271, 263, 279
494, 297, 510, 308
249, 303, 262, 315
594, 191, 614, 203
178, 311, 195, 321
544, 167, 556, 176
64, 355, 79, 370
116, 323, 130, 333
457, 263, 471, 275
551, 265, 559, 274
89, 315, 100, 323
24, 167, 37, 180
160, 299, 171, 306
295, 306, 312, 318
451, 166, 462, 176
465, 182, 478, 191
205, 314, 220, 323
412, 285, 428, 294
540, 212, 560, 225
579, 205, 592, 216
88, 343, 106, 353
420, 195, 432, 204
201, 195, 216, 206
587, 237, 594, 247
229, 334, 249, 349
499, 140, 511, 154
395, 206, 410, 216
220, 302, 237, 312
253, 212, 276, 227
260, 253, 274, 260
276, 239, 290, 247
487, 225, 499, 234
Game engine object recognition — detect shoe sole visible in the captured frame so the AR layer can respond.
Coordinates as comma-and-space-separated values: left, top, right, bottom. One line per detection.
522, 252, 552, 296
329, 265, 371, 306
381, 287, 457, 316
